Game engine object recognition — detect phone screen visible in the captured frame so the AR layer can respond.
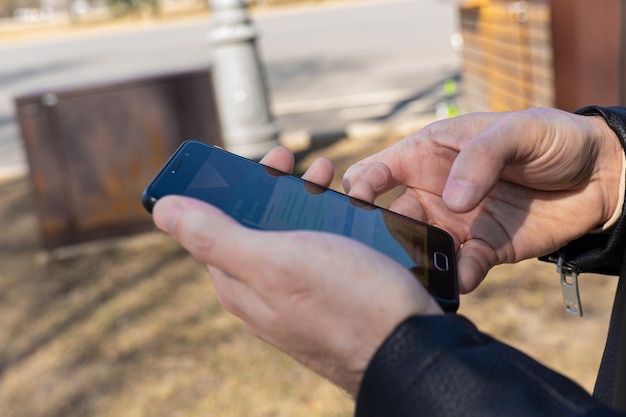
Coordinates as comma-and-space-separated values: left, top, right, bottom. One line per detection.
143, 141, 458, 311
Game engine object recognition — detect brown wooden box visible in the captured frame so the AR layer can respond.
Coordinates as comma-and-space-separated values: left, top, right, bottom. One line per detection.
15, 68, 222, 250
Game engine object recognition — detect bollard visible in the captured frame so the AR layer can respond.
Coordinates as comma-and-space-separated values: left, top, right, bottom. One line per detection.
207, 0, 279, 159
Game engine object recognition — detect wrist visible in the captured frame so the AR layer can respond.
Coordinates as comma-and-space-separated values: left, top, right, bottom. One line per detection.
599, 152, 625, 231
587, 115, 625, 229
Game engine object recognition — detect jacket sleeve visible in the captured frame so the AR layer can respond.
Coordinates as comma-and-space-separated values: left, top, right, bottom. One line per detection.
355, 314, 624, 417
355, 106, 626, 417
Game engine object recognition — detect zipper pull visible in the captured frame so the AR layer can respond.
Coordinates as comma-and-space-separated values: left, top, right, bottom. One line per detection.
557, 255, 583, 317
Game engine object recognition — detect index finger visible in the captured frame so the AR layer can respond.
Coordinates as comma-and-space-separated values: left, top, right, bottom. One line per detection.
259, 146, 295, 173
342, 113, 505, 203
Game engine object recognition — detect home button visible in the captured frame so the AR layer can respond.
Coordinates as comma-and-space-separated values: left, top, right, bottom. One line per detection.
433, 252, 449, 271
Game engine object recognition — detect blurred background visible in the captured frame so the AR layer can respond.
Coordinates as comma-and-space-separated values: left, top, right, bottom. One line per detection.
0, 0, 623, 416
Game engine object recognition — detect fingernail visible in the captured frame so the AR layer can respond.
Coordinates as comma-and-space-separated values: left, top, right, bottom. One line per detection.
443, 179, 480, 212
342, 178, 352, 193
364, 163, 389, 192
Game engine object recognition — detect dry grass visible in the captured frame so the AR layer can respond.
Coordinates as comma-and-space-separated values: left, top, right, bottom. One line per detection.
0, 175, 353, 417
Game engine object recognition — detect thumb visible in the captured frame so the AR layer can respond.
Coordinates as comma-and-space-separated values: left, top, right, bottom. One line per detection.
153, 195, 262, 278
442, 128, 512, 213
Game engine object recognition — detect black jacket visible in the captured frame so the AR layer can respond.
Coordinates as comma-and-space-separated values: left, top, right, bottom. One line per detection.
355, 106, 626, 417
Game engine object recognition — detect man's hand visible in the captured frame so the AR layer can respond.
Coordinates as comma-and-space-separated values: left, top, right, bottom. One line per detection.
152, 147, 442, 396
342, 108, 623, 293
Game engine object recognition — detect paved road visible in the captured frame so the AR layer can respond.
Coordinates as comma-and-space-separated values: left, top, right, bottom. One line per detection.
0, 0, 459, 178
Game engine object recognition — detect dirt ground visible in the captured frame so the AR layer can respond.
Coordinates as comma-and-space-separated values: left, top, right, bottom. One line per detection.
0, 132, 620, 417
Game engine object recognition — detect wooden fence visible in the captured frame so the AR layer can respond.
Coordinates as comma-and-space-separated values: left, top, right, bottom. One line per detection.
459, 0, 554, 112
459, 0, 626, 112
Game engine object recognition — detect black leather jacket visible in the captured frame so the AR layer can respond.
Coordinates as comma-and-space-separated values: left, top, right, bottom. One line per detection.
355, 106, 626, 417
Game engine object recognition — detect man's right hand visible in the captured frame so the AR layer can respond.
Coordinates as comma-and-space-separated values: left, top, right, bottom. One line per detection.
342, 108, 624, 293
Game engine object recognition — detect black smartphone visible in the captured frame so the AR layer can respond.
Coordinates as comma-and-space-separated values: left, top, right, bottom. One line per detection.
142, 141, 459, 312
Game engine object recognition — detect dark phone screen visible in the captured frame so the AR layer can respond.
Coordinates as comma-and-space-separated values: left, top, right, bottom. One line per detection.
144, 142, 458, 309
191, 150, 429, 282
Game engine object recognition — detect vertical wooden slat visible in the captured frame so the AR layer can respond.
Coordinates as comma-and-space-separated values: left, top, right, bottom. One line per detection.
459, 0, 554, 113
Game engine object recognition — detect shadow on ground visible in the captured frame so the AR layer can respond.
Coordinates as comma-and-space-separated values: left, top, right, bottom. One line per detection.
0, 174, 352, 417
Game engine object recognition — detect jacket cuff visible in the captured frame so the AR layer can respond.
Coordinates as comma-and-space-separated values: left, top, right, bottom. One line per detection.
354, 314, 602, 417
354, 315, 486, 417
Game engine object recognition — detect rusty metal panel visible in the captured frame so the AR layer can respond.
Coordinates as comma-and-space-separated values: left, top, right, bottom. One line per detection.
15, 68, 222, 249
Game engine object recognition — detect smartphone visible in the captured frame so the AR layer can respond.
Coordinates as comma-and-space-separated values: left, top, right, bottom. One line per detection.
142, 141, 459, 312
